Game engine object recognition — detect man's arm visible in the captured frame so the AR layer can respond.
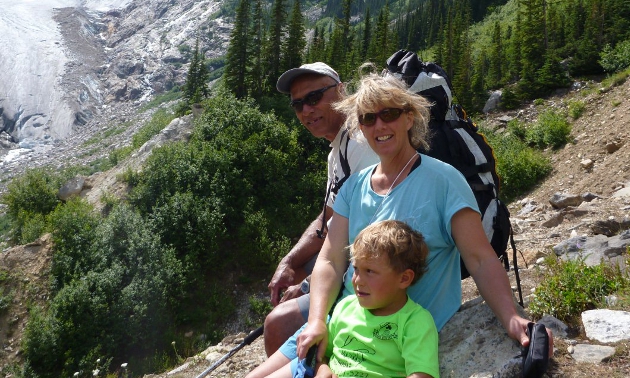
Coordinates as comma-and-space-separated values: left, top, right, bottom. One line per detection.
268, 206, 333, 306
453, 208, 553, 356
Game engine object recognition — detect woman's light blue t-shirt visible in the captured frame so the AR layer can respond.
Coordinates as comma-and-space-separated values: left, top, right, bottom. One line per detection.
333, 154, 479, 330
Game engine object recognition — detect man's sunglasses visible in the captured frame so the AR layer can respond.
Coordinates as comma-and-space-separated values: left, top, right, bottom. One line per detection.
290, 84, 338, 112
358, 108, 406, 126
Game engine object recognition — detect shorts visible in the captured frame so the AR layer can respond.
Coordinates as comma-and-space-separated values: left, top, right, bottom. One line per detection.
296, 293, 310, 321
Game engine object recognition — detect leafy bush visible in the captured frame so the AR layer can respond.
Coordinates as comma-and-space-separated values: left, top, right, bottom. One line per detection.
130, 92, 323, 274
506, 119, 527, 140
47, 198, 101, 291
17, 211, 48, 244
567, 99, 586, 119
485, 131, 552, 202
2, 168, 61, 244
24, 204, 186, 378
529, 254, 630, 323
525, 109, 572, 149
132, 108, 176, 149
599, 40, 630, 73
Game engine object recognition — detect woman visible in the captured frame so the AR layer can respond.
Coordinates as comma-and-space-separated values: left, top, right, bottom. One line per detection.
248, 70, 551, 378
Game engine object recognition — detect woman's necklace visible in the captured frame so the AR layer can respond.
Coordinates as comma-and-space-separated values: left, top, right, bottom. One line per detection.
369, 153, 419, 224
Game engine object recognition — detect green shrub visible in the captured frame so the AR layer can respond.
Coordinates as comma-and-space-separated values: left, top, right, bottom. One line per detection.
506, 119, 527, 140
130, 92, 323, 274
525, 109, 572, 149
599, 40, 630, 73
132, 108, 176, 149
25, 204, 186, 377
108, 145, 134, 166
139, 89, 183, 111
48, 198, 100, 291
485, 131, 552, 202
567, 100, 586, 119
2, 168, 61, 244
3, 168, 60, 220
0, 288, 11, 313
17, 211, 48, 244
533, 98, 545, 106
529, 254, 630, 323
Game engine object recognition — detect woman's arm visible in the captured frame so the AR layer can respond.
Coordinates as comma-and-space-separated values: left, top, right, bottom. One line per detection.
453, 207, 553, 355
296, 213, 350, 361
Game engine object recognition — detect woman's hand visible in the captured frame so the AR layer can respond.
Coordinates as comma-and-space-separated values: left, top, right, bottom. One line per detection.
314, 362, 337, 378
296, 318, 329, 361
510, 317, 554, 358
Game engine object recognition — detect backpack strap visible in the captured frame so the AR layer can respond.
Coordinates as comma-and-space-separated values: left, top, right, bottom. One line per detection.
331, 129, 351, 194
316, 130, 351, 238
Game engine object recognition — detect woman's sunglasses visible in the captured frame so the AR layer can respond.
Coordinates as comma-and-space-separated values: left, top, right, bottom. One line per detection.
358, 108, 406, 126
290, 84, 338, 112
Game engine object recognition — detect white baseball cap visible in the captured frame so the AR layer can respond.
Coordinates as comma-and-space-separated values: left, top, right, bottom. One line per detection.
276, 62, 341, 94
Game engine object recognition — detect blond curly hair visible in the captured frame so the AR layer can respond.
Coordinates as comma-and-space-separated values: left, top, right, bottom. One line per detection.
349, 220, 428, 285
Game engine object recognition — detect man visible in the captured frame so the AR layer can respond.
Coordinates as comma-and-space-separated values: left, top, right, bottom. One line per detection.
264, 62, 379, 356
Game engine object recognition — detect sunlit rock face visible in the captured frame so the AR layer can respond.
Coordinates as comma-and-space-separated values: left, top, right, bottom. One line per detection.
0, 0, 227, 149
0, 1, 131, 146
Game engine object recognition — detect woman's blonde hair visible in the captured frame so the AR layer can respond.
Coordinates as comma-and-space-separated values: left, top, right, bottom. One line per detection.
333, 64, 432, 150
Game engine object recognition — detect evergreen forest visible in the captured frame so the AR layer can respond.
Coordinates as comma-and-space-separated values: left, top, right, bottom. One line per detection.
217, 0, 630, 113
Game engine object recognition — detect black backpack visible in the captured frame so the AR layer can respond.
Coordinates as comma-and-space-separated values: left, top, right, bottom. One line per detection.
384, 50, 522, 305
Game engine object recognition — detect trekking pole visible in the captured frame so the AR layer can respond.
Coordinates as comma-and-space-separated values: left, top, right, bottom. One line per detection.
195, 325, 264, 378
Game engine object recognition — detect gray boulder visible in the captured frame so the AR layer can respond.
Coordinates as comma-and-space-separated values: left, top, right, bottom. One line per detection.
439, 297, 525, 377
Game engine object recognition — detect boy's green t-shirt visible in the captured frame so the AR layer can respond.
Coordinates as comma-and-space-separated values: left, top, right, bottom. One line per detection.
326, 295, 440, 378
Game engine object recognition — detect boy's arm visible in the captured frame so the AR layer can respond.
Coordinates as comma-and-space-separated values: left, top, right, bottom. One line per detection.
408, 373, 433, 378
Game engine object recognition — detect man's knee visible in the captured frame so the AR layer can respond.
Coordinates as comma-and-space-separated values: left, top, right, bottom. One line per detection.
264, 300, 305, 356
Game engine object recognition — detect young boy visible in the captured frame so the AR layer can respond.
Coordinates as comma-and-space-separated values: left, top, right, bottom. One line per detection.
310, 219, 439, 378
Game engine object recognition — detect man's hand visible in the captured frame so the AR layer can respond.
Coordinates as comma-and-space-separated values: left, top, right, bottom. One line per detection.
268, 262, 296, 306
279, 283, 303, 303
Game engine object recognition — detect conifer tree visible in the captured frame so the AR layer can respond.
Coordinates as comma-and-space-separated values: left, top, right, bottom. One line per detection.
361, 8, 371, 61
487, 21, 503, 88
470, 52, 488, 112
519, 0, 546, 96
248, 0, 264, 99
224, 0, 250, 98
367, 3, 392, 69
263, 0, 287, 93
183, 36, 209, 106
282, 0, 306, 72
327, 0, 353, 78
457, 35, 473, 110
506, 14, 522, 82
